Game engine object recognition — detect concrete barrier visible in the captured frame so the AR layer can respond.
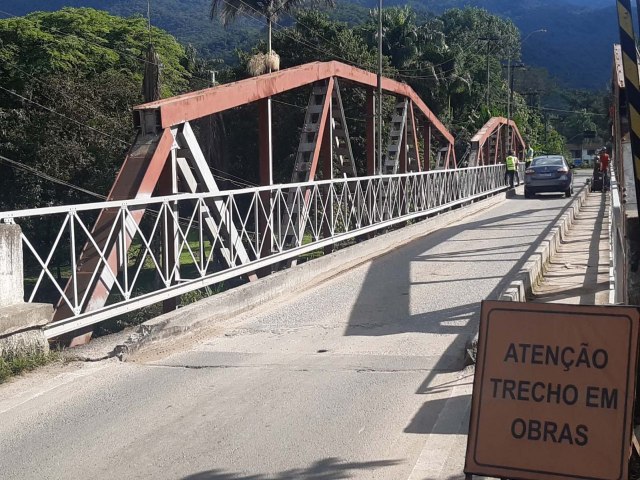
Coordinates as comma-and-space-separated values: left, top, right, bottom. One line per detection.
0, 224, 52, 358
115, 191, 509, 359
497, 184, 589, 303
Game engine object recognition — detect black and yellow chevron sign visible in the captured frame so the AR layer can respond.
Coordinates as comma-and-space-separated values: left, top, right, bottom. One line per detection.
617, 0, 640, 209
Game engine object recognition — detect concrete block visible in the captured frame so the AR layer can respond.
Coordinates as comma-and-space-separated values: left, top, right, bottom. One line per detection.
0, 224, 23, 307
0, 329, 49, 358
0, 303, 53, 336
498, 288, 519, 302
513, 280, 526, 300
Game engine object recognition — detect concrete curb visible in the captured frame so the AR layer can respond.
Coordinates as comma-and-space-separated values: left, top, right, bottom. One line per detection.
498, 184, 589, 303
114, 191, 508, 360
466, 184, 590, 363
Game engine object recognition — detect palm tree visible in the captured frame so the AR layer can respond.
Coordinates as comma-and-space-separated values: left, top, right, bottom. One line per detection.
210, 0, 336, 73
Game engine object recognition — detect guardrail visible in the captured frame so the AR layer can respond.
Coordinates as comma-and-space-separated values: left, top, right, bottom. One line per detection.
609, 162, 626, 304
1, 165, 508, 338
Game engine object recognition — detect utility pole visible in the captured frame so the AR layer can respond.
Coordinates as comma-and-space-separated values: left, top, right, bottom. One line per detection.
479, 37, 498, 110
506, 54, 511, 155
503, 58, 525, 153
377, 0, 383, 175
544, 112, 548, 147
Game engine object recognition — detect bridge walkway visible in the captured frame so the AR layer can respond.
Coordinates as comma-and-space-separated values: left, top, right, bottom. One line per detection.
0, 174, 597, 480
532, 191, 610, 305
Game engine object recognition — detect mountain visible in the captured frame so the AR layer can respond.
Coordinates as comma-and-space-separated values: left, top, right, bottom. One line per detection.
0, 0, 621, 89
396, 0, 619, 89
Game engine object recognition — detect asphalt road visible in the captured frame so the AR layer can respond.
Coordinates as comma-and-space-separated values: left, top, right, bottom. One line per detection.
0, 175, 589, 480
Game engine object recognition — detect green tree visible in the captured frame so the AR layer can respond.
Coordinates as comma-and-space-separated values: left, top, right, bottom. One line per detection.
0, 8, 192, 210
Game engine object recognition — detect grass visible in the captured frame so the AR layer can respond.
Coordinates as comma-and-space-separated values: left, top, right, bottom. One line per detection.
0, 351, 60, 385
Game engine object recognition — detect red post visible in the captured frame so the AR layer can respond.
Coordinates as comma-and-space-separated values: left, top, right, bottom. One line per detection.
258, 99, 272, 186
158, 156, 178, 313
258, 99, 273, 268
424, 123, 431, 171
409, 102, 421, 171
399, 123, 408, 173
445, 144, 451, 169
320, 106, 333, 253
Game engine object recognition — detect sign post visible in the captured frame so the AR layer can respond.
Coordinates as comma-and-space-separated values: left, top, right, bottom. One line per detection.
465, 301, 640, 480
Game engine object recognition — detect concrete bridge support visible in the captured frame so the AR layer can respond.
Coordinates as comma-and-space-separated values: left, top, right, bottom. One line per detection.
0, 224, 52, 359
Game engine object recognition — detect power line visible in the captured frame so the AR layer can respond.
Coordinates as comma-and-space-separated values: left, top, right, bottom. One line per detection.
0, 154, 107, 199
395, 36, 485, 74
490, 98, 607, 117
272, 98, 368, 123
0, 85, 130, 145
281, 10, 374, 70
6, 63, 118, 122
1, 82, 253, 191
223, 0, 374, 71
210, 166, 258, 188
0, 83, 257, 189
0, 153, 257, 232
538, 106, 607, 116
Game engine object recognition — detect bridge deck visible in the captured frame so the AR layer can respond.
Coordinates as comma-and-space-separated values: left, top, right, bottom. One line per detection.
0, 173, 599, 480
532, 191, 610, 305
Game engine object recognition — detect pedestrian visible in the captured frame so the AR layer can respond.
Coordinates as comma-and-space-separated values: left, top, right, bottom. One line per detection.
599, 147, 610, 190
525, 145, 534, 168
505, 150, 518, 189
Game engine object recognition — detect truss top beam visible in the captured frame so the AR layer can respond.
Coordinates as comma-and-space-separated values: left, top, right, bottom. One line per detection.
134, 61, 454, 144
470, 116, 525, 149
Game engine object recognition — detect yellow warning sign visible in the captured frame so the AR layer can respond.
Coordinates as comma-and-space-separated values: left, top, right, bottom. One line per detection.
465, 301, 639, 480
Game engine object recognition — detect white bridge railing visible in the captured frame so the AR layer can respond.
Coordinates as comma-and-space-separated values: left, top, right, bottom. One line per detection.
1, 165, 507, 338
609, 162, 625, 304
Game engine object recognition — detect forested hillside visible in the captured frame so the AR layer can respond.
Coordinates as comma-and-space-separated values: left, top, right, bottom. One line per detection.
0, 7, 573, 210
0, 0, 619, 88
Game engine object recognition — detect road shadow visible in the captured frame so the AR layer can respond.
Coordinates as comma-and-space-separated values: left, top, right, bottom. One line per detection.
344, 194, 581, 435
181, 458, 401, 480
404, 394, 472, 434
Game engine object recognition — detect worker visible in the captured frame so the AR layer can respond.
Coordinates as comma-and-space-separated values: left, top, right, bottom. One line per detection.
505, 149, 518, 189
599, 147, 610, 190
525, 146, 534, 167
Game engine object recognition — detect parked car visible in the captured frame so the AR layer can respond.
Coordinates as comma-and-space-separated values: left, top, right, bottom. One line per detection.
524, 155, 574, 198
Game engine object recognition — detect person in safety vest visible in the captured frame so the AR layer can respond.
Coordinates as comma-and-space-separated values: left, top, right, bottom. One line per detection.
525, 146, 534, 168
505, 150, 518, 189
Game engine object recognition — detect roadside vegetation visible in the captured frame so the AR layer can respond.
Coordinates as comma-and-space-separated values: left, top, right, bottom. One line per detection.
0, 351, 60, 384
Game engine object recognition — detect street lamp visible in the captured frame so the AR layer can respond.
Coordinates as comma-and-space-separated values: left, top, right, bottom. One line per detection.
522, 28, 547, 45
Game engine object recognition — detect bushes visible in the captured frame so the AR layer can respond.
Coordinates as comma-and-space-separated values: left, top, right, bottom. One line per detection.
0, 351, 60, 384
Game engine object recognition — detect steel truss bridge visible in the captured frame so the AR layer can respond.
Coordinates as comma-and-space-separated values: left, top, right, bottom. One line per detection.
0, 61, 525, 343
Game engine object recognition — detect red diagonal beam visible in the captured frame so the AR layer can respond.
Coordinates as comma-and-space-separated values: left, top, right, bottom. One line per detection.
134, 61, 454, 146
53, 129, 174, 333
308, 78, 334, 182
409, 102, 421, 172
